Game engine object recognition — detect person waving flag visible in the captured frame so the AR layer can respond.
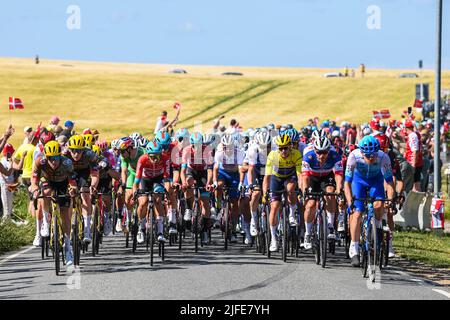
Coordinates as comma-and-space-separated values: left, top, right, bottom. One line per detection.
9, 97, 24, 110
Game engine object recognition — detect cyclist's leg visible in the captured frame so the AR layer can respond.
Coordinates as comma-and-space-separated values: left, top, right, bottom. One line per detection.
40, 182, 53, 237
153, 180, 166, 237
286, 177, 298, 223
269, 175, 284, 248
77, 170, 92, 240
369, 175, 386, 225
304, 176, 320, 238
324, 175, 337, 229
137, 179, 150, 227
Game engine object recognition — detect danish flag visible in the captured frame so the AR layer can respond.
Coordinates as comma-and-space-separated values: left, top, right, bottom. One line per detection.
173, 102, 182, 110
413, 99, 423, 109
372, 109, 390, 119
9, 97, 24, 110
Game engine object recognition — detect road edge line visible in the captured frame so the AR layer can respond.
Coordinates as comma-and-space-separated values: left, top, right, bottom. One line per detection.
0, 246, 35, 266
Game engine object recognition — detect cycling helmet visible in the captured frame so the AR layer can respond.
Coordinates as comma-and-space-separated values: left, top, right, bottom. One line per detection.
175, 128, 190, 142
138, 137, 149, 148
190, 132, 203, 145
129, 132, 142, 140
358, 135, 379, 155
267, 123, 275, 131
255, 130, 271, 146
331, 130, 340, 138
274, 134, 291, 148
286, 128, 300, 143
221, 134, 234, 146
92, 145, 101, 156
362, 126, 372, 136
313, 136, 331, 151
96, 140, 108, 151
117, 137, 135, 150
40, 131, 55, 144
44, 141, 61, 157
146, 140, 163, 154
68, 135, 85, 150
286, 124, 294, 130
111, 139, 120, 150
202, 133, 218, 146
155, 130, 171, 148
311, 129, 326, 141
83, 134, 94, 146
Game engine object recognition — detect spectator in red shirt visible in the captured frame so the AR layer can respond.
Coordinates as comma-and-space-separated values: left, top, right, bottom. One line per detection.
404, 120, 424, 192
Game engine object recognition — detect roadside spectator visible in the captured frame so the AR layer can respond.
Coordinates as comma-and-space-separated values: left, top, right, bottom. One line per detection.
360, 63, 366, 78
404, 120, 424, 192
351, 69, 355, 78
344, 66, 349, 77
225, 119, 239, 135
23, 126, 33, 144
154, 111, 169, 134
60, 120, 75, 139
47, 116, 60, 132
0, 144, 21, 220
212, 115, 226, 134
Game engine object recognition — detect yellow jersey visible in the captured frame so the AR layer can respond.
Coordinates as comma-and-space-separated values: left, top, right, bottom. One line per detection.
265, 149, 302, 178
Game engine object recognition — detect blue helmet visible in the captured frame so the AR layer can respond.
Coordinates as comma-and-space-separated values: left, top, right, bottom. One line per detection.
146, 140, 163, 154
190, 132, 203, 145
286, 128, 300, 143
155, 130, 171, 148
358, 135, 379, 155
175, 128, 190, 142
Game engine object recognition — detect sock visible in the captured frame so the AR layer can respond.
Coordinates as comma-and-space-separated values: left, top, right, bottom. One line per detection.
140, 218, 146, 230
351, 241, 359, 251
43, 211, 50, 225
327, 211, 335, 227
156, 217, 164, 234
169, 209, 176, 224
289, 205, 297, 217
270, 225, 277, 241
251, 211, 258, 222
84, 216, 91, 233
64, 235, 71, 248
36, 219, 42, 237
305, 222, 313, 235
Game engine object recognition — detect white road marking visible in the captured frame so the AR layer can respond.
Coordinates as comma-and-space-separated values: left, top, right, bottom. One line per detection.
432, 289, 450, 299
0, 246, 35, 266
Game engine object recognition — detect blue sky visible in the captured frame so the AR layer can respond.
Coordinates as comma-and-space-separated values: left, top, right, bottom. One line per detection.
0, 0, 448, 69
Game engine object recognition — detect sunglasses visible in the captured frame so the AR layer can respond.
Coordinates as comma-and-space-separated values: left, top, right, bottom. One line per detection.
279, 147, 290, 152
70, 149, 83, 154
315, 150, 329, 155
48, 155, 61, 161
149, 154, 161, 161
363, 153, 375, 159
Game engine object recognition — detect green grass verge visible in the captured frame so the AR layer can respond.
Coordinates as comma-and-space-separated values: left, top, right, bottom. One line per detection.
0, 188, 35, 255
393, 230, 450, 268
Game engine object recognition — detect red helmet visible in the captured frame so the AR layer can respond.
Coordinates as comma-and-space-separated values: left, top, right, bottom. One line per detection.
3, 143, 15, 156
374, 134, 390, 151
404, 119, 414, 128
370, 119, 380, 131
96, 140, 108, 151
40, 131, 55, 144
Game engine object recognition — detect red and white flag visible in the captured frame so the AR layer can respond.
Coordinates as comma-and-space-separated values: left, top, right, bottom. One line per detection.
372, 109, 390, 119
413, 99, 423, 109
9, 97, 24, 110
173, 102, 182, 110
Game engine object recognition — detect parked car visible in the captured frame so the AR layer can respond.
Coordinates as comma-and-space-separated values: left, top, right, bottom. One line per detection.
399, 73, 419, 78
169, 69, 188, 74
222, 72, 243, 76
324, 72, 343, 78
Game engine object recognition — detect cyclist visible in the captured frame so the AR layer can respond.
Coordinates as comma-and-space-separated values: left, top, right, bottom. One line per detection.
344, 135, 395, 267
31, 141, 77, 265
92, 144, 120, 236
245, 130, 273, 237
302, 136, 344, 250
117, 137, 146, 234
110, 139, 126, 232
180, 132, 214, 244
213, 134, 246, 243
132, 140, 170, 243
64, 135, 100, 244
263, 133, 302, 252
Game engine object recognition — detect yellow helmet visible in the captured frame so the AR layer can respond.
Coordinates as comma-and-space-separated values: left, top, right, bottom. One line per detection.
85, 141, 93, 150
275, 134, 292, 148
92, 145, 101, 156
44, 141, 61, 157
68, 135, 85, 149
83, 134, 94, 145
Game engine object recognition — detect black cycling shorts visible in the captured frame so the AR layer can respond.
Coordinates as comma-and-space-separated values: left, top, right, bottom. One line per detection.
186, 167, 208, 188
74, 168, 90, 189
139, 176, 165, 194
98, 177, 112, 194
41, 180, 71, 208
308, 173, 336, 193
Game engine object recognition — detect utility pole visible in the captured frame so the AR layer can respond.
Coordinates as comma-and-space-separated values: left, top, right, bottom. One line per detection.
434, 0, 442, 196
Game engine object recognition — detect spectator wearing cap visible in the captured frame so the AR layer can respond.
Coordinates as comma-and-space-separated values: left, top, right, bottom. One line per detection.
60, 120, 75, 139
47, 116, 60, 133
23, 126, 33, 144
0, 144, 21, 220
404, 120, 424, 192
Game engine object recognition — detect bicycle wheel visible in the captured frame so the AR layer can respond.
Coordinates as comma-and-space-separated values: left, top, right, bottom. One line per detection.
224, 201, 229, 250
111, 193, 117, 235
41, 236, 46, 260
53, 215, 60, 276
360, 219, 368, 278
383, 231, 390, 268
313, 222, 320, 265
282, 206, 288, 262
92, 205, 98, 257
72, 214, 79, 266
344, 211, 350, 259
149, 214, 154, 266
320, 212, 328, 268
193, 201, 199, 253
132, 212, 138, 253
368, 218, 378, 282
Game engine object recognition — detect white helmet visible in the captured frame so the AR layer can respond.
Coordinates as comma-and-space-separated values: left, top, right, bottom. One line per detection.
129, 132, 142, 140
362, 127, 372, 136
111, 139, 120, 150
221, 134, 234, 146
313, 136, 331, 151
255, 130, 271, 146
311, 129, 326, 141
331, 130, 340, 138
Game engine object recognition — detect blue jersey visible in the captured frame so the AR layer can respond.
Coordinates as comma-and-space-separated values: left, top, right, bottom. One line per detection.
302, 149, 343, 177
345, 149, 393, 183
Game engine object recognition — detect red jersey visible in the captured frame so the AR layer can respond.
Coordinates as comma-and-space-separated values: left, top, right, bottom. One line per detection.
405, 131, 423, 167
181, 145, 214, 172
163, 141, 183, 169
135, 154, 170, 181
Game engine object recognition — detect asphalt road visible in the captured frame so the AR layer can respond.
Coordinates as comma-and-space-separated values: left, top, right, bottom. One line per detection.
0, 229, 449, 300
